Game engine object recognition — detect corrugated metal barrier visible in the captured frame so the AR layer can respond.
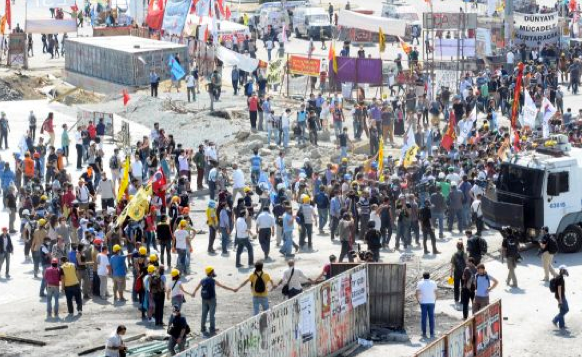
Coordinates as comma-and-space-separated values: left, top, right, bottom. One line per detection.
175, 264, 370, 357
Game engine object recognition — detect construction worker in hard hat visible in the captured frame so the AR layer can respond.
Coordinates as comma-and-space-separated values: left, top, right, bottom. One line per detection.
190, 266, 236, 337
298, 195, 318, 251
134, 244, 149, 308
167, 268, 188, 311
173, 219, 193, 276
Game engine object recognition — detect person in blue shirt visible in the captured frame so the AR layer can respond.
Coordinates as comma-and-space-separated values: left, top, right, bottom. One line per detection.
110, 244, 128, 302
249, 149, 262, 186
1, 162, 13, 207
231, 65, 240, 95
296, 104, 307, 145
279, 204, 296, 257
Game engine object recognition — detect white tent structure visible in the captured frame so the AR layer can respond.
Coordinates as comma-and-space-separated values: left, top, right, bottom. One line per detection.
337, 10, 407, 37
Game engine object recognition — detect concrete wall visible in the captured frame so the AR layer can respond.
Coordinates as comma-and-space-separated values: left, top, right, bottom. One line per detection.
176, 264, 370, 357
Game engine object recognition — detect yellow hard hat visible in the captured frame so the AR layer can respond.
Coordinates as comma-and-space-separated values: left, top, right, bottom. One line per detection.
38, 218, 47, 226
179, 219, 188, 228
139, 246, 147, 255
244, 186, 251, 193
302, 195, 310, 204
447, 276, 454, 285
147, 265, 156, 274
113, 244, 121, 253
172, 196, 180, 203
205, 266, 215, 275
341, 157, 348, 163
40, 195, 48, 201
171, 268, 180, 277
149, 254, 158, 262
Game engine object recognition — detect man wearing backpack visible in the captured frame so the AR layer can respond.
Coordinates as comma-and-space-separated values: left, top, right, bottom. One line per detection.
167, 305, 190, 355
501, 228, 520, 288
551, 265, 569, 330
109, 148, 121, 189
235, 261, 275, 315
450, 241, 467, 308
148, 268, 165, 327
461, 257, 477, 319
0, 112, 10, 150
538, 227, 558, 282
472, 263, 498, 314
466, 230, 487, 265
191, 266, 236, 336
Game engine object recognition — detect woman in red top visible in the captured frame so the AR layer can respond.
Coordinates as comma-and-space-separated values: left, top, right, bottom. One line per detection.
248, 94, 259, 131
42, 112, 55, 147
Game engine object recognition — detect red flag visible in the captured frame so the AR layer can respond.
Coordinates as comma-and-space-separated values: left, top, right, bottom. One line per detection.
511, 63, 525, 130
146, 0, 165, 30
441, 110, 457, 151
150, 167, 167, 195
225, 5, 231, 20
569, 0, 577, 12
122, 89, 130, 106
71, 3, 79, 12
216, 0, 225, 16
6, 0, 11, 29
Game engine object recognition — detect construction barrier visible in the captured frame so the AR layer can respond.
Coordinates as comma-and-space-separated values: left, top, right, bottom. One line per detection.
415, 299, 502, 357
176, 264, 370, 357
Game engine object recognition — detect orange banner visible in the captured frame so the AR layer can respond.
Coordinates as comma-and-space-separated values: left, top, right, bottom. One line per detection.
289, 55, 321, 76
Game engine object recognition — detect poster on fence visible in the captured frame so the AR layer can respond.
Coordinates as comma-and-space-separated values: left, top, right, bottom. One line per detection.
435, 70, 459, 92
76, 110, 114, 137
289, 55, 321, 76
416, 336, 446, 357
351, 268, 367, 308
320, 282, 331, 319
447, 319, 474, 357
287, 75, 310, 97
299, 292, 316, 342
513, 12, 559, 47
474, 306, 490, 354
340, 275, 352, 314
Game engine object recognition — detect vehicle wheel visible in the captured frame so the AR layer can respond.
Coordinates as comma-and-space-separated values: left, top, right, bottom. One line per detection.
295, 28, 301, 38
559, 225, 582, 253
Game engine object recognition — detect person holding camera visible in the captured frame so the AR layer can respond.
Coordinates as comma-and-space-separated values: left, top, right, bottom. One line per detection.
274, 260, 313, 299
105, 325, 127, 357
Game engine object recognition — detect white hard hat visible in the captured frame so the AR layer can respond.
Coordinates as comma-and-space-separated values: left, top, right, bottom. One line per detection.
22, 209, 30, 216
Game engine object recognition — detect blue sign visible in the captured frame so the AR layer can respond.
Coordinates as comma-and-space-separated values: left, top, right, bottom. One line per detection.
162, 0, 192, 36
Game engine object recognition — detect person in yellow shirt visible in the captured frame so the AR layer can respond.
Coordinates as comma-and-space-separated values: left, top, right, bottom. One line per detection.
234, 261, 274, 315
60, 257, 83, 315
206, 200, 218, 254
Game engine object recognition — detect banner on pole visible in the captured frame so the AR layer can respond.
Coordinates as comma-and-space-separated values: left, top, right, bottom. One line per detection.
513, 12, 559, 47
162, 0, 192, 36
289, 55, 321, 76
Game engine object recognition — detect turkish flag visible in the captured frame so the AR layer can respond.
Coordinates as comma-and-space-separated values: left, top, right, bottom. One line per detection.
441, 110, 457, 151
6, 0, 11, 29
151, 168, 167, 194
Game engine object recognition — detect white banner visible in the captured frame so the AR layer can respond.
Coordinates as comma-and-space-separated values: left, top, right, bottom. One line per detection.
26, 19, 77, 33
216, 46, 259, 73
522, 90, 537, 129
338, 10, 406, 37
351, 268, 367, 308
476, 29, 492, 56
514, 12, 559, 47
435, 38, 475, 57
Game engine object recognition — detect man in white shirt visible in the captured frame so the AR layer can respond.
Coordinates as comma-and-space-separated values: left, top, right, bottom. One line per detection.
256, 206, 275, 260
97, 246, 111, 299
281, 109, 291, 149
231, 163, 246, 201
235, 215, 254, 268
186, 72, 196, 102
416, 272, 438, 339
506, 49, 514, 65
105, 325, 127, 357
274, 260, 313, 298
130, 154, 143, 184
97, 172, 116, 210
471, 194, 484, 235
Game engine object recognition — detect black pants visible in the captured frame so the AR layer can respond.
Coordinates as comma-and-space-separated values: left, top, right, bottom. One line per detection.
233, 80, 238, 95
30, 126, 36, 141
461, 288, 474, 320
258, 228, 271, 258
0, 130, 8, 149
330, 216, 340, 240
101, 198, 115, 210
287, 288, 302, 299
76, 144, 83, 169
339, 241, 353, 262
154, 292, 165, 325
476, 216, 484, 235
454, 274, 462, 303
249, 111, 258, 129
92, 274, 101, 297
208, 226, 216, 252
64, 284, 82, 313
422, 226, 437, 253
235, 238, 254, 266
371, 247, 380, 262
151, 83, 158, 97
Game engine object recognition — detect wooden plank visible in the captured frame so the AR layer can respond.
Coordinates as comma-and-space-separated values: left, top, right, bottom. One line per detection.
44, 325, 68, 331
0, 334, 47, 346
78, 333, 146, 356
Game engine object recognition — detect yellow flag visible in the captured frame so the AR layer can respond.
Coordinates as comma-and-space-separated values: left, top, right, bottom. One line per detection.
0, 15, 6, 35
398, 36, 412, 55
116, 184, 153, 226
403, 145, 419, 168
378, 137, 385, 181
379, 27, 386, 53
328, 43, 338, 73
117, 157, 130, 202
